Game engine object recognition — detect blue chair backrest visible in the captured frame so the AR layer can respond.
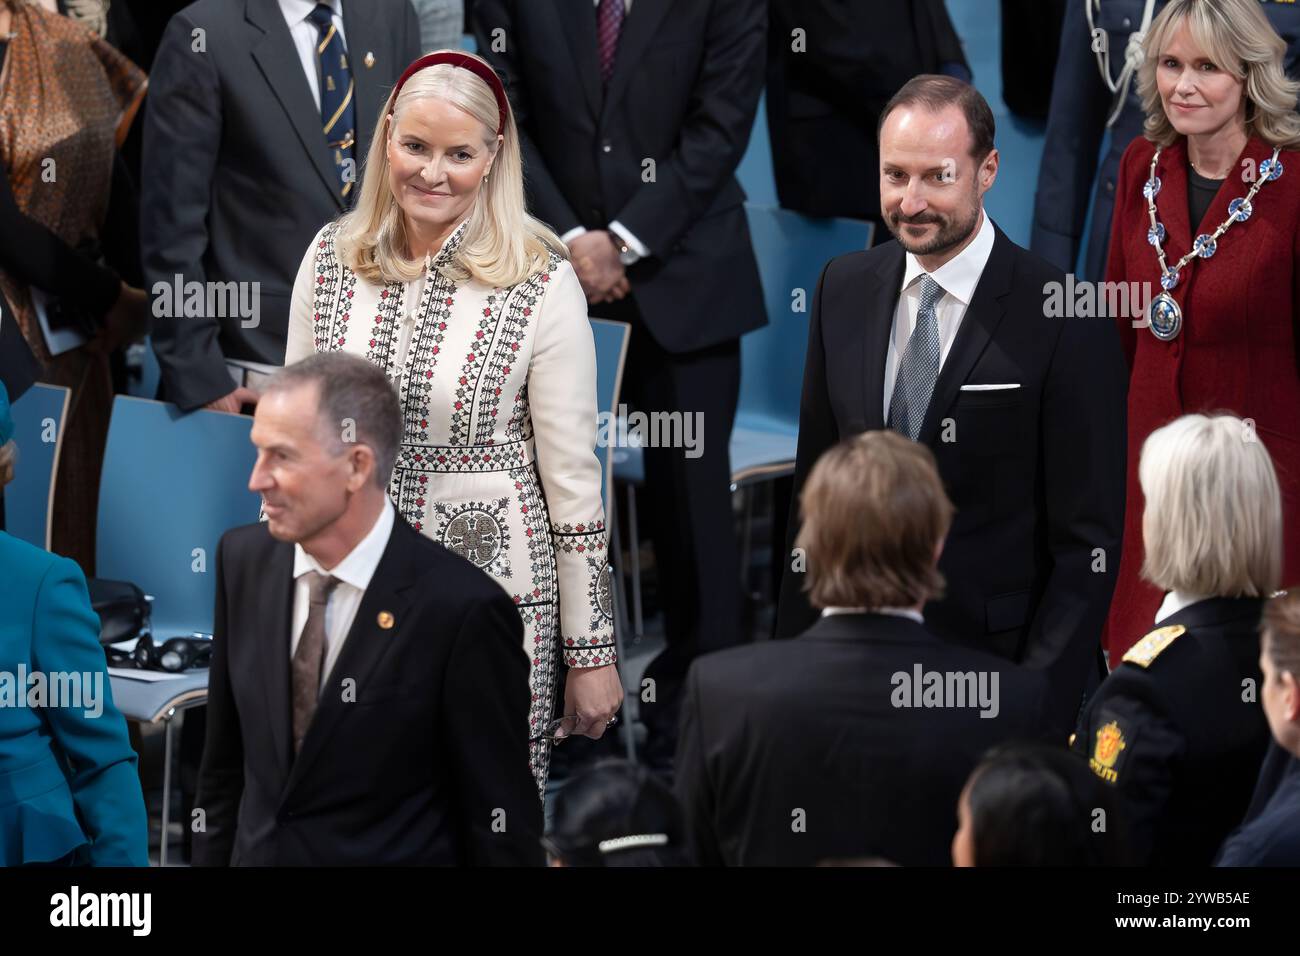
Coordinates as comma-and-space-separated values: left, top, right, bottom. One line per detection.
96, 397, 261, 638
740, 204, 873, 430
2, 384, 69, 550
736, 91, 779, 206
126, 336, 162, 399
589, 318, 630, 517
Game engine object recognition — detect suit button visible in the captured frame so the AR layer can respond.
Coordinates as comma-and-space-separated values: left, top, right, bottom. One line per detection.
602, 139, 612, 153
1122, 17, 1131, 28
1106, 180, 1115, 193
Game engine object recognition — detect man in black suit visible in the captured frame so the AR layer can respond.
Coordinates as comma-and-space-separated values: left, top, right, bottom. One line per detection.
775, 76, 1127, 735
472, 1, 768, 735
765, 0, 969, 230
142, 0, 420, 413
677, 431, 1047, 866
194, 353, 543, 866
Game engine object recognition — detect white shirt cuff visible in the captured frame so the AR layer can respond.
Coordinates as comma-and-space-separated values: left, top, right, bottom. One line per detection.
560, 226, 589, 245
609, 220, 650, 260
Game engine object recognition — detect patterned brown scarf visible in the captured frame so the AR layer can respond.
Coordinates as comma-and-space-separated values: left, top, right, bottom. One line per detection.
0, 0, 145, 360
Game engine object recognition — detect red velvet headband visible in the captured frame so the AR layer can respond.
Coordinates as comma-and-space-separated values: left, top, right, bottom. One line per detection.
390, 52, 509, 136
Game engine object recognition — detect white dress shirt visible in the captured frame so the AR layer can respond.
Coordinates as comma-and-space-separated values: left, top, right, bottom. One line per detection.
279, 0, 348, 112
1154, 590, 1211, 624
882, 210, 996, 421
821, 606, 925, 624
291, 498, 394, 690
562, 0, 645, 260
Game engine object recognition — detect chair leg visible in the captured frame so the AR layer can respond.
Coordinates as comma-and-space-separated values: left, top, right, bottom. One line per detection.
607, 489, 638, 763
160, 711, 175, 867
738, 483, 755, 591
626, 482, 644, 645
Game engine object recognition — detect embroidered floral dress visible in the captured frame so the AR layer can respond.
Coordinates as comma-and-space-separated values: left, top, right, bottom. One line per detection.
286, 220, 616, 789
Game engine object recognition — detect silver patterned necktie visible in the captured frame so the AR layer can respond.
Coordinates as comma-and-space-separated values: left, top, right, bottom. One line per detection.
887, 275, 945, 441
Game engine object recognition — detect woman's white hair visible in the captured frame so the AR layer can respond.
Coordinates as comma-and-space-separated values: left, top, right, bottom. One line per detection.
1138, 0, 1300, 149
1139, 413, 1282, 597
335, 49, 566, 287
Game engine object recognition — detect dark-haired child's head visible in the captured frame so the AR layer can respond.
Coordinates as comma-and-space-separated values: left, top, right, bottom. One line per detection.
544, 759, 691, 867
952, 743, 1127, 866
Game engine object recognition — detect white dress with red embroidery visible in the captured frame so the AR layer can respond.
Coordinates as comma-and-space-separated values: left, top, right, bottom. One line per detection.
286, 220, 616, 790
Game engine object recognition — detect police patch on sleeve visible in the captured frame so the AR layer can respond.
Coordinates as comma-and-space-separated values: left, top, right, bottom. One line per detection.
1088, 711, 1136, 784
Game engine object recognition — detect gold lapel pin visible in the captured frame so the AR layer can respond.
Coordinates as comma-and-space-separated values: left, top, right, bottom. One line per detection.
364, 51, 375, 69
377, 610, 394, 629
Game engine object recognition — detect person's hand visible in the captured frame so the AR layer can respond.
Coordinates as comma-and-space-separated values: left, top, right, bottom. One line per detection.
204, 386, 259, 414
602, 276, 630, 303
561, 663, 624, 739
88, 282, 148, 355
568, 231, 627, 304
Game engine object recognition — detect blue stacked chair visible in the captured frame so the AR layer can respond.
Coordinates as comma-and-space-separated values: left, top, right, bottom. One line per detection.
2, 383, 70, 550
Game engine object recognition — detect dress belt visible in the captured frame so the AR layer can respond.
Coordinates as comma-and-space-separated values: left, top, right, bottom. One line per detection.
395, 435, 536, 474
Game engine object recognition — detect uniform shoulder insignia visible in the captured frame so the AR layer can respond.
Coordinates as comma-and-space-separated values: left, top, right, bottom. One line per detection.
1122, 624, 1187, 668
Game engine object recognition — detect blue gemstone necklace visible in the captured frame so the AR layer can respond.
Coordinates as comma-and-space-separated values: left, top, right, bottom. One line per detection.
1142, 145, 1283, 340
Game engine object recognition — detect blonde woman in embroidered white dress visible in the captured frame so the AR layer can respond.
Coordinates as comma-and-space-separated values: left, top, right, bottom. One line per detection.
285, 51, 622, 790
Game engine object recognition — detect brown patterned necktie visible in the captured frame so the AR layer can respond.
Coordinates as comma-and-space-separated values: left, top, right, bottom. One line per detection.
292, 571, 340, 755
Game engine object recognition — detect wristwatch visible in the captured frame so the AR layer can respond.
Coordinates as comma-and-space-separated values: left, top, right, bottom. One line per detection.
609, 232, 640, 266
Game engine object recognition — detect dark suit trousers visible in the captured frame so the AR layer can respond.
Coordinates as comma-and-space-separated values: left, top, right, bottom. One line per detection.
594, 297, 743, 657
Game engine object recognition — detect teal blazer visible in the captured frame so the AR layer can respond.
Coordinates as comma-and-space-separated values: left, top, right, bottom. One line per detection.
0, 531, 148, 865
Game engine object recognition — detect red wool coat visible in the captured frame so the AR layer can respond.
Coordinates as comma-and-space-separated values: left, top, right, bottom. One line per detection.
1104, 135, 1300, 658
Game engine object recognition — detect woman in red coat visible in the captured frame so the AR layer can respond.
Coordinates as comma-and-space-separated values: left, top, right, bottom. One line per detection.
1105, 0, 1300, 659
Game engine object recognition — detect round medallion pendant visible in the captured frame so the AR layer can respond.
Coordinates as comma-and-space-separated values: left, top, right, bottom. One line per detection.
1148, 292, 1182, 341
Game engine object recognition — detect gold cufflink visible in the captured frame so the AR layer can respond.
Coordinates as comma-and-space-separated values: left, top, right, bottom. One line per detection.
377, 611, 394, 629
364, 51, 375, 69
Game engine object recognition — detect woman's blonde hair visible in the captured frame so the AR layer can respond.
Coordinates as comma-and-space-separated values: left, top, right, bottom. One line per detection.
1139, 414, 1282, 598
336, 50, 566, 287
1138, 0, 1300, 149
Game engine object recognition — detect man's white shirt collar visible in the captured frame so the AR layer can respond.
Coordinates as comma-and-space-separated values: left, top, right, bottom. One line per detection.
821, 606, 924, 624
293, 498, 394, 591
280, 0, 341, 26
900, 208, 995, 303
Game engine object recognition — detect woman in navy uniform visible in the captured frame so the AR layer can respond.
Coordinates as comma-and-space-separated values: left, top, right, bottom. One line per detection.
0, 382, 148, 865
1072, 413, 1280, 866
1218, 591, 1300, 866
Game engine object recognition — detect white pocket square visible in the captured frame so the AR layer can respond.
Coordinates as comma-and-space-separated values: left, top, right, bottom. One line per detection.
960, 383, 1021, 391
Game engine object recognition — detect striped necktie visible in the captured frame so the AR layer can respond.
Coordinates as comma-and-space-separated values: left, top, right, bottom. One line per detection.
292, 571, 340, 755
597, 0, 625, 86
887, 275, 945, 441
306, 3, 356, 200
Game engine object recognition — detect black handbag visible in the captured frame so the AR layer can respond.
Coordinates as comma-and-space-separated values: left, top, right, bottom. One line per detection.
86, 577, 151, 646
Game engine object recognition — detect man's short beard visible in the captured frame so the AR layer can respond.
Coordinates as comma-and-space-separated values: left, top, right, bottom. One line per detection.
887, 198, 981, 258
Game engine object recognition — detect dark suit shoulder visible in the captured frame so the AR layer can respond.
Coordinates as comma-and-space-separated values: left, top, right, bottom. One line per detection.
806, 248, 874, 301
1085, 611, 1263, 733
1004, 234, 1068, 287
219, 520, 279, 558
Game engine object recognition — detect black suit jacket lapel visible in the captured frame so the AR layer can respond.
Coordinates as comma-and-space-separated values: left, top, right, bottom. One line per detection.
282, 521, 417, 797
916, 224, 1014, 446
341, 2, 386, 161
554, 0, 603, 121
862, 245, 906, 431
602, 0, 673, 119
246, 0, 344, 211
259, 538, 297, 782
